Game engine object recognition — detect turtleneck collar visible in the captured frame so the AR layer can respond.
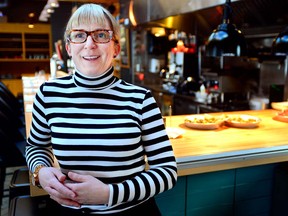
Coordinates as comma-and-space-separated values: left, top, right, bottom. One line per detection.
73, 66, 117, 90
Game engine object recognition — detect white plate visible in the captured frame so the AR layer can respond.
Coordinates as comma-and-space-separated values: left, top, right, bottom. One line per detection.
271, 102, 288, 111
225, 114, 261, 128
184, 114, 224, 130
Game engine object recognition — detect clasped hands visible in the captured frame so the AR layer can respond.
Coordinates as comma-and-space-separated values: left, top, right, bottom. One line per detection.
38, 167, 110, 208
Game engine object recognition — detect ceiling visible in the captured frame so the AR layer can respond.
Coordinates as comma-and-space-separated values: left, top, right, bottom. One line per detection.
0, 0, 119, 23
148, 0, 288, 38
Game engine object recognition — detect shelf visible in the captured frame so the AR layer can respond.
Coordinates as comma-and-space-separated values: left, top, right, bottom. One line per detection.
0, 23, 52, 76
26, 48, 49, 52
0, 38, 22, 42
0, 48, 22, 52
0, 58, 49, 62
25, 39, 49, 43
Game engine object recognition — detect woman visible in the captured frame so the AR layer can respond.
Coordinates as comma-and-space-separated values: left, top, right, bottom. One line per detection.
26, 3, 177, 215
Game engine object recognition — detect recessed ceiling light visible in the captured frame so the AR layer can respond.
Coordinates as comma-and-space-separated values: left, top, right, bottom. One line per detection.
28, 13, 35, 18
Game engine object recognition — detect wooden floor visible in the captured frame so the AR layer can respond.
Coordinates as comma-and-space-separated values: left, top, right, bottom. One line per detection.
1, 166, 26, 216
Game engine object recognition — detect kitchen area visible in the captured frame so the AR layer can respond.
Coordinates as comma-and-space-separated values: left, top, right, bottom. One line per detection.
118, 2, 288, 213
1, 0, 288, 216
119, 0, 288, 116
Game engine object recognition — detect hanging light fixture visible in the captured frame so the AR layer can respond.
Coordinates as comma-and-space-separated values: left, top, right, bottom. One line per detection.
206, 0, 246, 57
48, 0, 59, 8
272, 26, 288, 56
38, 0, 59, 22
39, 9, 50, 22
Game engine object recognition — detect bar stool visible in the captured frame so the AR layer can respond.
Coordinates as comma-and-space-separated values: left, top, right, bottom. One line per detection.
9, 195, 60, 216
9, 167, 30, 204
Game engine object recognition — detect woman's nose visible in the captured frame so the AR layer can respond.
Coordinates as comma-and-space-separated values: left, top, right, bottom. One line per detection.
84, 35, 96, 48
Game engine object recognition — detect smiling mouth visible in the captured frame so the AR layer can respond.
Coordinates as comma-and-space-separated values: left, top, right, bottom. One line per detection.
83, 55, 99, 60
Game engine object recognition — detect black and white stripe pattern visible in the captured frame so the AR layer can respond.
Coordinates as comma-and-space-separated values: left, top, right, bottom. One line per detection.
26, 67, 177, 214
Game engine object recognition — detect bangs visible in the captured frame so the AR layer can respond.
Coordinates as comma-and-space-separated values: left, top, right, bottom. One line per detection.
67, 4, 111, 31
72, 9, 109, 29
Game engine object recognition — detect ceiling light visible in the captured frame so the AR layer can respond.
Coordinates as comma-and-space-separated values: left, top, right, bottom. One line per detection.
47, 8, 54, 14
151, 27, 166, 37
48, 0, 59, 8
28, 13, 35, 18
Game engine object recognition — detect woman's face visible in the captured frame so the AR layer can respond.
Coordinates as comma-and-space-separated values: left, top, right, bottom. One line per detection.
66, 22, 120, 77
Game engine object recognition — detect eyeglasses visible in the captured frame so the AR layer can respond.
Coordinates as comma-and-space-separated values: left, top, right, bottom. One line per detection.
67, 29, 114, 44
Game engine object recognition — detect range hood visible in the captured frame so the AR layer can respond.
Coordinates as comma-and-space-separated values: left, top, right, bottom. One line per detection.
122, 0, 288, 39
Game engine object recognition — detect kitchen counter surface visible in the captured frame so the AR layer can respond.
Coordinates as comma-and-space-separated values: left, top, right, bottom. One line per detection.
168, 109, 288, 176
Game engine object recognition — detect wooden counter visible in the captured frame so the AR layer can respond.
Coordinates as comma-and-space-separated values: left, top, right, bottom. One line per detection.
166, 109, 288, 176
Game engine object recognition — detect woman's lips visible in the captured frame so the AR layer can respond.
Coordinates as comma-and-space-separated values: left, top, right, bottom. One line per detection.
83, 55, 99, 61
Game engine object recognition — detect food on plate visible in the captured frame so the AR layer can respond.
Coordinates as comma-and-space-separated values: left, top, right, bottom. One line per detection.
224, 114, 261, 128
185, 114, 223, 124
273, 110, 288, 123
184, 114, 224, 130
278, 109, 288, 117
225, 115, 259, 123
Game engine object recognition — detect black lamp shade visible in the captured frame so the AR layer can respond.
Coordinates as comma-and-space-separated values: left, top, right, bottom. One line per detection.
206, 23, 246, 57
272, 26, 288, 56
206, 0, 247, 57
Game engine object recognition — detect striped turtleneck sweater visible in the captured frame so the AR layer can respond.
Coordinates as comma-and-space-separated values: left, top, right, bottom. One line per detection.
25, 67, 177, 214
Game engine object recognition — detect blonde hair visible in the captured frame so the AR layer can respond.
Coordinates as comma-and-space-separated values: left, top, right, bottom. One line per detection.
64, 4, 120, 44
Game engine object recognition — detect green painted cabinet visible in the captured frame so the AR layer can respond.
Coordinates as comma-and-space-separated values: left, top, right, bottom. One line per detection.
186, 169, 235, 216
234, 164, 275, 216
156, 163, 278, 216
156, 176, 186, 216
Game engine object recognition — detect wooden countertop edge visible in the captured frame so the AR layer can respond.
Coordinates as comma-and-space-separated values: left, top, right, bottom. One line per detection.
177, 154, 288, 176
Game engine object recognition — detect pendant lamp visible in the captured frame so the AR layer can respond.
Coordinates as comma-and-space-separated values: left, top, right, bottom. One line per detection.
272, 26, 288, 56
206, 0, 246, 57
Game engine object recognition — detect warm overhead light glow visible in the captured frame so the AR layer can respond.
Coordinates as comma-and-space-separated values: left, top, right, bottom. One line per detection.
48, 0, 59, 8
28, 13, 35, 18
28, 12, 35, 28
47, 8, 54, 13
44, 4, 55, 13
128, 0, 137, 26
151, 27, 166, 37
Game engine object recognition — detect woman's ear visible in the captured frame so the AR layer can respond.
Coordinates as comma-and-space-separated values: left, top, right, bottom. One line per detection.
113, 43, 120, 58
66, 43, 71, 56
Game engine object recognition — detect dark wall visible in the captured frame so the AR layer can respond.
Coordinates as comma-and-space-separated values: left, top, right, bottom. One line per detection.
50, 2, 76, 71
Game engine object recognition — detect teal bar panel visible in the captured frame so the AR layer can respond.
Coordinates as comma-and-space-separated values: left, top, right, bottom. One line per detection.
234, 164, 276, 216
156, 176, 186, 216
186, 169, 235, 216
235, 196, 271, 216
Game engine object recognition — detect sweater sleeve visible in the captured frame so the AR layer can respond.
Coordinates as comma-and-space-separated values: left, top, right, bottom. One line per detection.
107, 90, 177, 206
25, 84, 55, 171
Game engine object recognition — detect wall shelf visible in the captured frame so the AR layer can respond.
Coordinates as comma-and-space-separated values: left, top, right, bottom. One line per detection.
0, 23, 52, 78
